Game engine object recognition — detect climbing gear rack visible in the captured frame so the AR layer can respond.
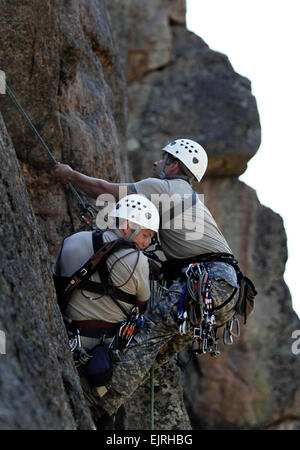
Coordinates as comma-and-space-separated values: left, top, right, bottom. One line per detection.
177, 263, 221, 358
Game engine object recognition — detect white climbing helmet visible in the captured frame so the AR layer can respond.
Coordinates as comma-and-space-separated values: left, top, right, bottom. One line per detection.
109, 194, 160, 234
162, 139, 208, 182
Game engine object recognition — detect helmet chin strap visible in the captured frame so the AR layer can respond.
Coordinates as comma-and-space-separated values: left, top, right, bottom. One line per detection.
127, 227, 141, 242
158, 153, 169, 179
113, 226, 141, 242
158, 153, 193, 183
113, 228, 123, 238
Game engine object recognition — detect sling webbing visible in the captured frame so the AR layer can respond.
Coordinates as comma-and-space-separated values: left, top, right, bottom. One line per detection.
57, 239, 123, 302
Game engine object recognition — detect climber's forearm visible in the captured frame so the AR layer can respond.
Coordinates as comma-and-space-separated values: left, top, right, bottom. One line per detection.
66, 169, 106, 199
54, 163, 131, 200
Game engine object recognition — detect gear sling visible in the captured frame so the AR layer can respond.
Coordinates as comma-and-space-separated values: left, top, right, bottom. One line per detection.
53, 230, 142, 386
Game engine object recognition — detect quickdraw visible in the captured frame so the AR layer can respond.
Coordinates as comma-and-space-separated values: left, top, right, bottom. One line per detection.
107, 307, 146, 362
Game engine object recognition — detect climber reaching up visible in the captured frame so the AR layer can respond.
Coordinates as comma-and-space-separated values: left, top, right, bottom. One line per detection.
54, 138, 256, 428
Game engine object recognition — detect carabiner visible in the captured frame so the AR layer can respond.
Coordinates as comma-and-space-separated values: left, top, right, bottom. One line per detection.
230, 316, 240, 338
185, 263, 193, 278
223, 326, 234, 345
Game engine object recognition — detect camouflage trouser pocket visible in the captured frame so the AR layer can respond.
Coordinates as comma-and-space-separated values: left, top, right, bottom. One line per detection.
210, 279, 239, 326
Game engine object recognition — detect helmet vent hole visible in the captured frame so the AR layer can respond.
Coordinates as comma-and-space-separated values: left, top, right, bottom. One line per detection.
193, 157, 199, 164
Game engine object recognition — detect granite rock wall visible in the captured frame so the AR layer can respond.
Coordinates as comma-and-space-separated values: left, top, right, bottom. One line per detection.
0, 0, 299, 430
0, 113, 94, 429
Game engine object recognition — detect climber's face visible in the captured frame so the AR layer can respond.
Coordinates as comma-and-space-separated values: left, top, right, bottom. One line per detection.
133, 228, 155, 250
153, 152, 179, 177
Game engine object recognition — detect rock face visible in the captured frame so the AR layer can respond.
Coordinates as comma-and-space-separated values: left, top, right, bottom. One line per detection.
0, 0, 299, 431
0, 113, 94, 430
0, 0, 129, 256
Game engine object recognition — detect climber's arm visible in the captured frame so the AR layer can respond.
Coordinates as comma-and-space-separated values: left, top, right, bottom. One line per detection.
54, 163, 134, 200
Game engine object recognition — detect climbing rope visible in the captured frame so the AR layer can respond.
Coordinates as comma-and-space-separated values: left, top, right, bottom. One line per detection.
149, 276, 155, 430
0, 77, 98, 229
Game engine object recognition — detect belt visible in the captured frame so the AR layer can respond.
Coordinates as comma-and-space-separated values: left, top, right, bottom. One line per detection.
68, 319, 122, 339
162, 253, 238, 281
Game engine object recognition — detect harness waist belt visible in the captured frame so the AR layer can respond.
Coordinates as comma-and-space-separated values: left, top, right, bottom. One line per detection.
162, 253, 238, 281
68, 319, 122, 339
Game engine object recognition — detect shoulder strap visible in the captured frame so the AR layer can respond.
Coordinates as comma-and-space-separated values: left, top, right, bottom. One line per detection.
57, 236, 122, 303
92, 229, 104, 253
55, 231, 139, 316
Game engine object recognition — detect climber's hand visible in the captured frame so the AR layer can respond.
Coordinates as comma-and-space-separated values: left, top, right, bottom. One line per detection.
54, 163, 74, 183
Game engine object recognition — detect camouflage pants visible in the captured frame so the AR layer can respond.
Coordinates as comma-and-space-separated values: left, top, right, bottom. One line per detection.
100, 262, 239, 415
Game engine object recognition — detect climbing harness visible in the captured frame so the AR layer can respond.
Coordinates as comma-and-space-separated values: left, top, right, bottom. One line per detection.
54, 228, 147, 396
172, 254, 257, 366
1, 79, 98, 229
53, 230, 140, 313
54, 228, 146, 348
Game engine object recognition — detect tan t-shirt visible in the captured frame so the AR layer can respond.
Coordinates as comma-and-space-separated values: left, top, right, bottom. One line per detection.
58, 231, 150, 323
131, 177, 232, 260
